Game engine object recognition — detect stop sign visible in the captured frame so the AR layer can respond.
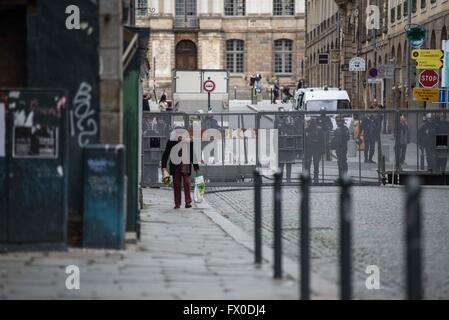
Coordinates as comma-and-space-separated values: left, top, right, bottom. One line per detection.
418, 69, 439, 88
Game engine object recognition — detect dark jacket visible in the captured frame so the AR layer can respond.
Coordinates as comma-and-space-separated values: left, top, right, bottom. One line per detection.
305, 124, 325, 153
399, 122, 411, 145
418, 120, 436, 149
161, 139, 200, 176
331, 125, 350, 151
317, 115, 333, 132
361, 116, 377, 138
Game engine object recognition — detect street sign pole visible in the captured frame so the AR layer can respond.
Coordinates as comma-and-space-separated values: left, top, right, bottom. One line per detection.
208, 92, 211, 112
407, 0, 412, 109
203, 77, 216, 112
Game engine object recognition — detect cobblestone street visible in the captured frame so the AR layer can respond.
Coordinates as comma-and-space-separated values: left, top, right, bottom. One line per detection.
206, 185, 449, 299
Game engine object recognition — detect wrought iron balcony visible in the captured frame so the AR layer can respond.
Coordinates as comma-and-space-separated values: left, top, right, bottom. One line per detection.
174, 16, 198, 29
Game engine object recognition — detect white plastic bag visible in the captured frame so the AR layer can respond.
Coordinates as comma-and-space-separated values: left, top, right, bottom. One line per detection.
194, 174, 205, 203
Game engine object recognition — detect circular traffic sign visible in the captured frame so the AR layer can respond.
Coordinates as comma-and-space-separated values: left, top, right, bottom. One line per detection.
418, 69, 439, 88
203, 80, 216, 93
369, 68, 378, 78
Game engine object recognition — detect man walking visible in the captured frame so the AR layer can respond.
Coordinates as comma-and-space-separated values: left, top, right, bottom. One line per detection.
272, 80, 280, 104
161, 128, 200, 209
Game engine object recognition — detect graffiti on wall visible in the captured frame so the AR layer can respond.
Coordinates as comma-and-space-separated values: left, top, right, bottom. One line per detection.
71, 81, 98, 148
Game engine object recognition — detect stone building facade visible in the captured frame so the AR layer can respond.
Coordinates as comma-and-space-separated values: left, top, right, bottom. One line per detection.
136, 0, 305, 98
306, 0, 449, 109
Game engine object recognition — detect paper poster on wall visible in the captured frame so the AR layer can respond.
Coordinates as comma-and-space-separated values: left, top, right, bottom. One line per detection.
0, 103, 5, 157
13, 126, 58, 158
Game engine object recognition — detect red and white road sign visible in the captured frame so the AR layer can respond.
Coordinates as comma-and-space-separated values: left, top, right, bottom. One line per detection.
418, 69, 440, 88
203, 79, 216, 93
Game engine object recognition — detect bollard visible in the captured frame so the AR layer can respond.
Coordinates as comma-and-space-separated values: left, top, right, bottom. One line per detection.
339, 176, 352, 300
405, 176, 423, 300
300, 174, 311, 300
254, 169, 262, 265
273, 171, 283, 279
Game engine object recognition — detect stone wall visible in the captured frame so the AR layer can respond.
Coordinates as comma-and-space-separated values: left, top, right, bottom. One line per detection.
99, 0, 123, 144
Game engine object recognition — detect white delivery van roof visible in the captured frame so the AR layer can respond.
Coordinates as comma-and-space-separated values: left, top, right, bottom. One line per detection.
304, 90, 350, 101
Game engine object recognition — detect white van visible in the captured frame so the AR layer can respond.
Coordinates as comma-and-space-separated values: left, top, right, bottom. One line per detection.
293, 87, 353, 131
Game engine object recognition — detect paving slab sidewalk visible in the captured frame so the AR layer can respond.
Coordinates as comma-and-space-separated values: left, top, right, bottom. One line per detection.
0, 187, 336, 300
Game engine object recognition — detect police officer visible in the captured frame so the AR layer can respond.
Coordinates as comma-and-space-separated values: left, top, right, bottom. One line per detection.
317, 107, 333, 161
304, 118, 325, 183
361, 113, 377, 163
277, 112, 297, 182
331, 116, 350, 178
418, 113, 437, 172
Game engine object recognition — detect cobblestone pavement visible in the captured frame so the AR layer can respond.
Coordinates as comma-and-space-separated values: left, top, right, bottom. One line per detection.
206, 185, 449, 299
0, 188, 302, 300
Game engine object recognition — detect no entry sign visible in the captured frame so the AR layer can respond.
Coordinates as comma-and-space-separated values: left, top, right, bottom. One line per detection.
418, 69, 440, 88
203, 79, 216, 93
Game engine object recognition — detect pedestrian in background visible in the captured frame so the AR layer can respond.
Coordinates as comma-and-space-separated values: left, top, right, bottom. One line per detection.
418, 113, 436, 172
161, 128, 200, 209
398, 114, 410, 167
159, 91, 169, 112
371, 101, 383, 151
331, 116, 350, 179
361, 112, 376, 164
304, 118, 325, 183
276, 113, 297, 182
317, 107, 333, 160
281, 85, 293, 103
273, 80, 280, 104
142, 91, 151, 111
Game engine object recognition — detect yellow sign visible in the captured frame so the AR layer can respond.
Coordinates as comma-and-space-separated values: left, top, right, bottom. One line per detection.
413, 88, 440, 101
412, 49, 444, 60
415, 59, 444, 69
412, 49, 444, 69
330, 50, 340, 63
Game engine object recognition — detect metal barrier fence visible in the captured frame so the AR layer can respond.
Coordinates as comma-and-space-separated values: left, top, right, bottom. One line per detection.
253, 170, 424, 300
229, 87, 294, 103
141, 109, 449, 188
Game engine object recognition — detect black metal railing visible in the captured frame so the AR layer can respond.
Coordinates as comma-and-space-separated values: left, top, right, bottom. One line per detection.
252, 171, 424, 300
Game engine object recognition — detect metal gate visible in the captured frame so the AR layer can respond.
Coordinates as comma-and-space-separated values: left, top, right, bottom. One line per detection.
0, 89, 68, 251
140, 110, 449, 187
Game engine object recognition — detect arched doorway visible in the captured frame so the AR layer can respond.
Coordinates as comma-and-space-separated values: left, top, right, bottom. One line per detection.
175, 40, 197, 70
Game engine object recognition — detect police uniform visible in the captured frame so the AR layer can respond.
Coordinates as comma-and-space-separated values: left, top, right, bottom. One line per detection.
277, 115, 297, 182
304, 119, 325, 182
361, 115, 377, 163
331, 119, 350, 178
317, 114, 333, 160
418, 119, 436, 172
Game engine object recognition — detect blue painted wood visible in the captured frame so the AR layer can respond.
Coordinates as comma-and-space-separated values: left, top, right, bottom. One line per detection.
83, 145, 126, 249
1, 89, 68, 249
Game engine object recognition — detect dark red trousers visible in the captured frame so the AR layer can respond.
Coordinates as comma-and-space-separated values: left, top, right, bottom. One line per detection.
173, 167, 192, 207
